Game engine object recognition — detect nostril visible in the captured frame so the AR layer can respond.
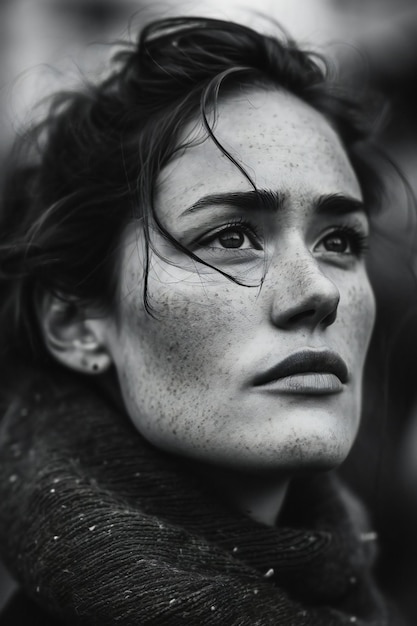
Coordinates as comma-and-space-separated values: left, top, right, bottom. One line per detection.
322, 307, 338, 328
288, 309, 316, 325
283, 303, 338, 329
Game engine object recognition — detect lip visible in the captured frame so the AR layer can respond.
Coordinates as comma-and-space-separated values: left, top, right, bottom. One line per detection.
252, 349, 349, 393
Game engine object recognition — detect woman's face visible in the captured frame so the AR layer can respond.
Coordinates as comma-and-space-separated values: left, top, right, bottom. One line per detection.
106, 87, 375, 472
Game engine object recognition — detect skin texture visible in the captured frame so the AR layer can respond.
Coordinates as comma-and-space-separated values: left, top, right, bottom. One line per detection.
99, 88, 375, 477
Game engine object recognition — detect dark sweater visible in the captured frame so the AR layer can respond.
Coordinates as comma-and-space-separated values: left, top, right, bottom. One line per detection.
0, 371, 392, 625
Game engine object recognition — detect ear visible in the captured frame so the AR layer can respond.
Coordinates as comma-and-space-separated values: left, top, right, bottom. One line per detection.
37, 292, 113, 375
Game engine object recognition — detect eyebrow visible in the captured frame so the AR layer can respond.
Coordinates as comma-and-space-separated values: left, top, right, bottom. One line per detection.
180, 190, 286, 216
180, 190, 366, 217
314, 193, 367, 216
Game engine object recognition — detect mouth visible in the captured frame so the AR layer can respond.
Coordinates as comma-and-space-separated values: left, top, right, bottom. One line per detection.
252, 349, 349, 395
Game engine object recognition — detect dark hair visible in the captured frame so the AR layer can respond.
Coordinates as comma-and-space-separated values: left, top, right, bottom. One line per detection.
0, 16, 382, 366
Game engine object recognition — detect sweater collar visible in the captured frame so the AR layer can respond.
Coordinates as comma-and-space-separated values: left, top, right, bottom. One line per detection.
0, 369, 386, 624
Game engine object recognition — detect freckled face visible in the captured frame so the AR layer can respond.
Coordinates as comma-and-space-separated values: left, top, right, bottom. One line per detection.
107, 88, 375, 472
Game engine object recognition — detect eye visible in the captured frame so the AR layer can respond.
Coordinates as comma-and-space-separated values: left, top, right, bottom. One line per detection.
322, 232, 351, 254
199, 221, 262, 251
316, 226, 368, 258
214, 228, 251, 249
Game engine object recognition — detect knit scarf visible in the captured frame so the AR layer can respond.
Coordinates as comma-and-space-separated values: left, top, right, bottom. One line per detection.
0, 370, 389, 625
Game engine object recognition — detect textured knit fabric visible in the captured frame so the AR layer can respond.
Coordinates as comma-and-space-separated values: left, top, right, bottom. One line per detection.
0, 370, 390, 625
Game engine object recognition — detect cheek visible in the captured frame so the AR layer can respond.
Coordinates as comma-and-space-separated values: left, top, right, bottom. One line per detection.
341, 272, 375, 360
116, 275, 252, 400
113, 282, 242, 450
357, 277, 375, 338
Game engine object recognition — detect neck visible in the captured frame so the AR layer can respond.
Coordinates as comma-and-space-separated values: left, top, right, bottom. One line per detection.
198, 465, 290, 527
232, 477, 290, 526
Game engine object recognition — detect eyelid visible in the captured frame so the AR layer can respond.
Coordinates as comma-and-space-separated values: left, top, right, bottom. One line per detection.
315, 223, 369, 257
195, 219, 264, 250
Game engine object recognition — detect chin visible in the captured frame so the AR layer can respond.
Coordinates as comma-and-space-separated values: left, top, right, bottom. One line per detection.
275, 407, 359, 470
214, 416, 358, 474
189, 435, 354, 475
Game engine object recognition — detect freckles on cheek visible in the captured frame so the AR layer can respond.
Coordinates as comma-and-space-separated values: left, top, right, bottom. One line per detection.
119, 286, 200, 381
118, 248, 260, 392
344, 280, 375, 349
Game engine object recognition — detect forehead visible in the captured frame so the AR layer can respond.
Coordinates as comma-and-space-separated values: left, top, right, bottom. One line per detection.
156, 87, 362, 220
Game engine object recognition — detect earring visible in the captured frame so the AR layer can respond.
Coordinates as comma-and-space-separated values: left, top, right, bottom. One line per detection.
79, 356, 111, 375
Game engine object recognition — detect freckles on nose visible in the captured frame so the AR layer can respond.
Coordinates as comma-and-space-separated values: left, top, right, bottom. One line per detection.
272, 254, 318, 294
267, 247, 342, 327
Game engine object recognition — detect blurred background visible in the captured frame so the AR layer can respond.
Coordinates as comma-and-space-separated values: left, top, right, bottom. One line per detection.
1, 0, 417, 621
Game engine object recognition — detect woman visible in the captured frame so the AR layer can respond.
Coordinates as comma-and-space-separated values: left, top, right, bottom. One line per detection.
0, 16, 395, 625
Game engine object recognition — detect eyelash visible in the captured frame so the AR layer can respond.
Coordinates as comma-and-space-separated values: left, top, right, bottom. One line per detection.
196, 220, 368, 258
321, 224, 369, 257
198, 218, 263, 249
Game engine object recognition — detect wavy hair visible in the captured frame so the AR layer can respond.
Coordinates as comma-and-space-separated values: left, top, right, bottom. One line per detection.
0, 16, 382, 366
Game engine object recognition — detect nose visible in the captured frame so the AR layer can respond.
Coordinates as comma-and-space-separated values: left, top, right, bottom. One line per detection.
269, 253, 340, 331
